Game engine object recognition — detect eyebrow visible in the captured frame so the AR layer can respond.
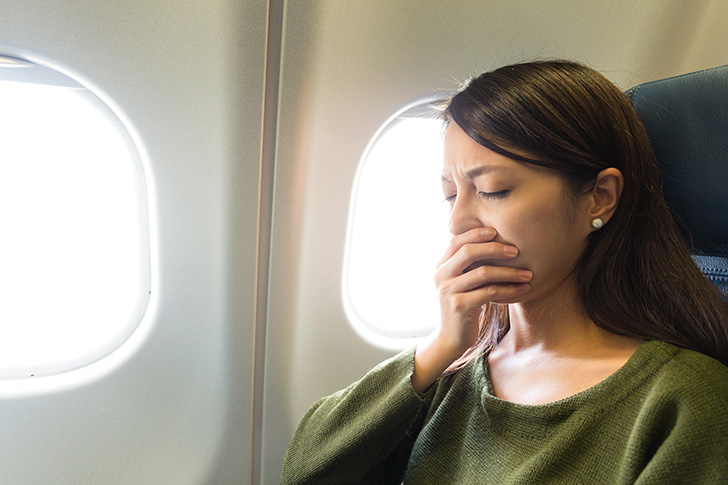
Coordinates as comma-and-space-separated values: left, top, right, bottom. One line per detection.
441, 165, 509, 182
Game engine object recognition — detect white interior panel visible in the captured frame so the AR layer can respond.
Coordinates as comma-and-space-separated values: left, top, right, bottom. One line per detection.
263, 1, 728, 482
0, 1, 267, 483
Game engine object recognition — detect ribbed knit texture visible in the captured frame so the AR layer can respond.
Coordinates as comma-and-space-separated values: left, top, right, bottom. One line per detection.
281, 341, 728, 484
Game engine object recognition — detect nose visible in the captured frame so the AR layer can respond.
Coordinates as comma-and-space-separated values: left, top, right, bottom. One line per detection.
448, 192, 483, 235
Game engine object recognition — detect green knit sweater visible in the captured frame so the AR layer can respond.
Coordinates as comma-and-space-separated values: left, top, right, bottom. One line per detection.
281, 341, 728, 484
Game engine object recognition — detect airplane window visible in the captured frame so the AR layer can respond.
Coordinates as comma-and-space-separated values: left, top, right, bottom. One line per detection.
0, 55, 151, 378
343, 99, 451, 347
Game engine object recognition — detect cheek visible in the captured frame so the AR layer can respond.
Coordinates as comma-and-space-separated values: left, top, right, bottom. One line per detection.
492, 199, 577, 270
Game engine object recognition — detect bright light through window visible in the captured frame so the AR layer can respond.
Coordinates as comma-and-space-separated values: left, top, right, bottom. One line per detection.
343, 101, 451, 346
0, 57, 151, 378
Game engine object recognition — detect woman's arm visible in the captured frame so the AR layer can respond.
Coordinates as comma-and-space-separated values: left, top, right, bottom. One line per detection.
281, 348, 429, 485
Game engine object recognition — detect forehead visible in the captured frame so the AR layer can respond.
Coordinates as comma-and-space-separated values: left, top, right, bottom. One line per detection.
441, 123, 528, 181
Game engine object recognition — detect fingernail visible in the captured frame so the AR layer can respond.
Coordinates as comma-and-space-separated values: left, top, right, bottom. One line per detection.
504, 246, 518, 255
519, 270, 532, 279
480, 228, 496, 238
517, 283, 530, 291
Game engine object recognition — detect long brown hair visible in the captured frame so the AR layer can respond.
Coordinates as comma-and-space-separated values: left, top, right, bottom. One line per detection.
442, 60, 728, 371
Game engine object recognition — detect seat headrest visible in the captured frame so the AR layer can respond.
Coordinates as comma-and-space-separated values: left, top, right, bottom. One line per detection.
626, 65, 728, 297
626, 65, 728, 257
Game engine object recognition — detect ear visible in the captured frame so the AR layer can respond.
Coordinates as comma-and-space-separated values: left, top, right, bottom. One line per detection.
588, 168, 623, 226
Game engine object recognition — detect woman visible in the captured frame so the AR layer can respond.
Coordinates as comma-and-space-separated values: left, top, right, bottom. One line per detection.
281, 60, 728, 484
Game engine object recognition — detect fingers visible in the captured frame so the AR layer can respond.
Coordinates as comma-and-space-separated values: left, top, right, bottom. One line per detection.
446, 265, 532, 294
436, 264, 531, 317
437, 227, 521, 277
435, 227, 527, 293
442, 281, 531, 313
439, 227, 496, 265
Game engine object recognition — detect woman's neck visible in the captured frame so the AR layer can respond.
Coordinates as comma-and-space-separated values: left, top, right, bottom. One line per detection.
488, 282, 644, 404
501, 281, 634, 357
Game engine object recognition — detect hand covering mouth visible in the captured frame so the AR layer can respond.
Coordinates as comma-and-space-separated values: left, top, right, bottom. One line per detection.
462, 260, 511, 274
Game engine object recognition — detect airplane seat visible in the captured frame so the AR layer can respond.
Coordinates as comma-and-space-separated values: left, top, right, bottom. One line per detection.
626, 64, 728, 299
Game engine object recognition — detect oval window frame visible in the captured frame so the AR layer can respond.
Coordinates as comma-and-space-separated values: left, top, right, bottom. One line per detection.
0, 54, 152, 379
342, 96, 452, 349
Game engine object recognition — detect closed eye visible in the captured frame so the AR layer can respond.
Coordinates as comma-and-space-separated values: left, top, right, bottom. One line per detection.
479, 189, 510, 200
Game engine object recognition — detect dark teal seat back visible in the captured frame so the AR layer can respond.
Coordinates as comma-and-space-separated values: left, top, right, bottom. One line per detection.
627, 65, 728, 297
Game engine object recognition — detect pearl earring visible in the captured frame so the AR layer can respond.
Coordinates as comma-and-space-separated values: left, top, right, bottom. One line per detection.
591, 218, 604, 230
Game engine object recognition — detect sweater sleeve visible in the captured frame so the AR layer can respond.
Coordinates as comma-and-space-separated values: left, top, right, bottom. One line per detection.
280, 347, 431, 485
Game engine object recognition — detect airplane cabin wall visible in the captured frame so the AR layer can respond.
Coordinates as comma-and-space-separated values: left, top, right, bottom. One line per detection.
0, 1, 268, 483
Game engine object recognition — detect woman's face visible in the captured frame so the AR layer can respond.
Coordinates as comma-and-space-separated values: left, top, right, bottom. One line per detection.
441, 123, 593, 304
